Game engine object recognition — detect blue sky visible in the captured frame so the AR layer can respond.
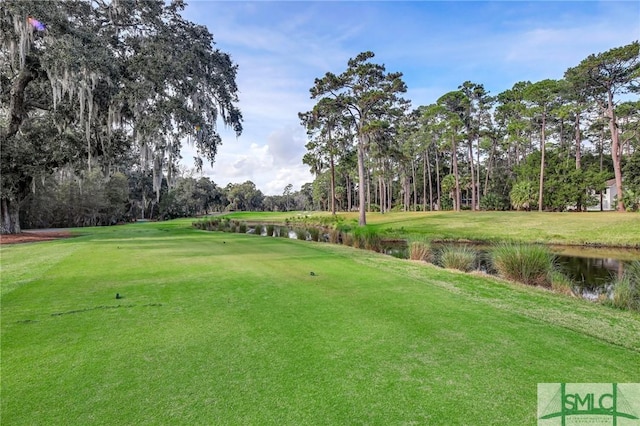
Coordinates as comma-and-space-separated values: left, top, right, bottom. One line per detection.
179, 1, 639, 195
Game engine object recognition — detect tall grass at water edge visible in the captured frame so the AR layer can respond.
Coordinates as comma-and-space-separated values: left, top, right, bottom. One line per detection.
308, 227, 320, 242
438, 245, 478, 272
266, 224, 275, 236
409, 240, 432, 262
608, 261, 640, 312
353, 226, 382, 252
491, 243, 556, 287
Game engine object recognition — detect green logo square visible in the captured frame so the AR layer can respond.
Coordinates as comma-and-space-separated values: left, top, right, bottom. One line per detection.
538, 383, 640, 425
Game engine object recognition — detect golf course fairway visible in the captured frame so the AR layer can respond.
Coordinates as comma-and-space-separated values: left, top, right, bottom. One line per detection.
2, 220, 639, 425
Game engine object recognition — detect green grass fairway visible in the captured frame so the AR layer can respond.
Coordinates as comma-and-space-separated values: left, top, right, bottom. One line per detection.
2, 221, 639, 425
226, 210, 640, 247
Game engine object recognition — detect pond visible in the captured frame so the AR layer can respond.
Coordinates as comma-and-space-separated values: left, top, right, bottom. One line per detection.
381, 240, 639, 298
253, 224, 638, 298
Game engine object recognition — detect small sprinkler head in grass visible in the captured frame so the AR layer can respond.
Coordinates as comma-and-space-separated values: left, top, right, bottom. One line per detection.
310, 272, 316, 276
116, 293, 123, 299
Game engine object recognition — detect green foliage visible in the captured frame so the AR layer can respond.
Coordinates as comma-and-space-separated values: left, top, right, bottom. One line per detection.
550, 270, 575, 296
226, 181, 264, 211
278, 226, 290, 238
510, 181, 536, 211
491, 244, 556, 287
440, 174, 456, 209
266, 224, 275, 237
479, 193, 510, 211
329, 229, 341, 244
607, 261, 640, 311
623, 149, 640, 192
515, 150, 610, 211
295, 228, 307, 240
353, 226, 382, 252
1, 1, 242, 233
22, 169, 130, 228
438, 245, 477, 271
621, 189, 640, 212
308, 227, 320, 242
342, 232, 355, 247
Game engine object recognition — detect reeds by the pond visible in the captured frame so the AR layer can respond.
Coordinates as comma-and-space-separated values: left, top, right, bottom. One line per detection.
438, 245, 477, 272
308, 227, 320, 242
409, 241, 431, 262
607, 261, 640, 312
354, 226, 382, 252
266, 224, 274, 237
491, 243, 555, 287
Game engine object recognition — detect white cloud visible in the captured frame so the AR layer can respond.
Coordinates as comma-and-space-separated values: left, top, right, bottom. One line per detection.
266, 126, 307, 167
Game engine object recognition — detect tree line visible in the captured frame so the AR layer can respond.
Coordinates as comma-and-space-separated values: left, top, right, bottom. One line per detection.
1, 0, 241, 233
300, 43, 639, 225
20, 172, 312, 229
1, 0, 638, 233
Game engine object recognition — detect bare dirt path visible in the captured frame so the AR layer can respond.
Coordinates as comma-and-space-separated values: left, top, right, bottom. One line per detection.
0, 229, 74, 245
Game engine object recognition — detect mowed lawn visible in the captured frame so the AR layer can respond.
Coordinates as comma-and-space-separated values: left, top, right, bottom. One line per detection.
227, 210, 640, 247
1, 221, 639, 425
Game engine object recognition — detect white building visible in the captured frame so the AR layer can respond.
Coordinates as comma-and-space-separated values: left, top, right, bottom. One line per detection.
587, 178, 617, 211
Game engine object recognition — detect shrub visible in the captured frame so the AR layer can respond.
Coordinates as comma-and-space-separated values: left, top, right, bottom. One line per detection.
491, 243, 555, 287
329, 229, 340, 244
295, 228, 307, 240
238, 223, 247, 233
278, 227, 290, 238
266, 224, 275, 237
352, 233, 365, 249
342, 232, 354, 247
607, 261, 640, 311
308, 227, 320, 242
439, 245, 477, 272
409, 241, 431, 262
550, 270, 575, 296
354, 226, 382, 252
480, 193, 510, 211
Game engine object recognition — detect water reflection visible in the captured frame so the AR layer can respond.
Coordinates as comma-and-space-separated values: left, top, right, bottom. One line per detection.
555, 255, 623, 291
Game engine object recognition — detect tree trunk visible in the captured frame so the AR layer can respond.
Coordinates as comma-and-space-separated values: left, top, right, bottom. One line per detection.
599, 128, 604, 212
411, 160, 417, 210
538, 113, 546, 212
452, 134, 460, 212
426, 149, 433, 211
468, 140, 476, 211
435, 149, 441, 210
329, 150, 336, 215
476, 142, 481, 208
606, 90, 625, 212
1, 198, 21, 234
484, 138, 496, 196
357, 139, 367, 225
575, 113, 582, 170
346, 174, 352, 211
388, 176, 392, 212
378, 176, 387, 214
